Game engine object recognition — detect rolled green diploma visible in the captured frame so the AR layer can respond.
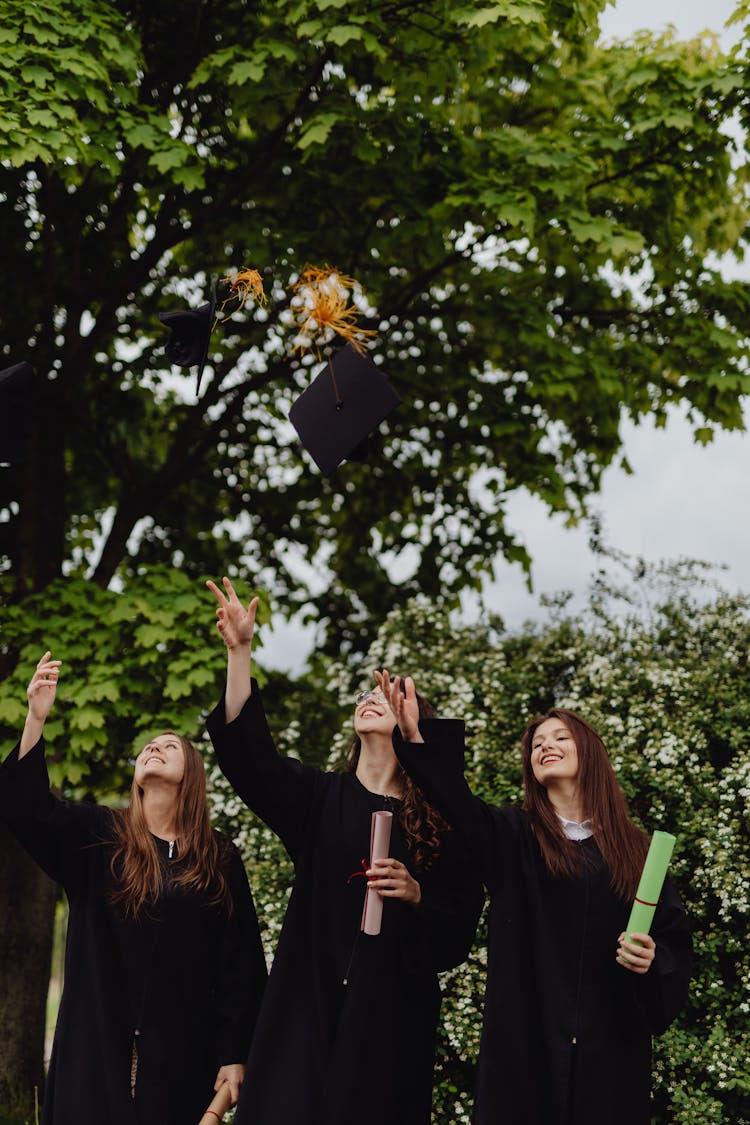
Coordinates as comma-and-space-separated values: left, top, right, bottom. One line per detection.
625, 830, 676, 943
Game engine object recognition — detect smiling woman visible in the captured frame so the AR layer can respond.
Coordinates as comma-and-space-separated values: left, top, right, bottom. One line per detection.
0, 652, 268, 1125
531, 718, 579, 783
392, 698, 694, 1125
204, 576, 484, 1125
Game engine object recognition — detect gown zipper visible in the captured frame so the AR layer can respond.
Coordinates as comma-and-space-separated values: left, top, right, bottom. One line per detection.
132, 839, 174, 1098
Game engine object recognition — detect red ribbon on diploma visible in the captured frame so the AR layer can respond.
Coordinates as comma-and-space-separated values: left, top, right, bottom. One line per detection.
347, 858, 368, 883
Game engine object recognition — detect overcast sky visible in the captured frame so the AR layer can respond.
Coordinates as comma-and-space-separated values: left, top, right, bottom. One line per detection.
261, 0, 749, 672
474, 0, 747, 631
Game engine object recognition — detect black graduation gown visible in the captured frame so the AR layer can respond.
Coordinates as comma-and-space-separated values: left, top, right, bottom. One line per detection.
206, 685, 484, 1125
0, 738, 267, 1125
394, 724, 693, 1125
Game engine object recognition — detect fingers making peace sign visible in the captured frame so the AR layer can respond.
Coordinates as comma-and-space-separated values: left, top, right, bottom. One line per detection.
206, 577, 259, 652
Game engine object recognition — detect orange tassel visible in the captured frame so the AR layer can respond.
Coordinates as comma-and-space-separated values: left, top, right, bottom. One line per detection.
291, 265, 376, 356
217, 267, 268, 322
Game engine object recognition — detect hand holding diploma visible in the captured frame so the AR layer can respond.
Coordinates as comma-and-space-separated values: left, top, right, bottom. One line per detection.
616, 930, 655, 974
367, 856, 422, 907
616, 830, 676, 975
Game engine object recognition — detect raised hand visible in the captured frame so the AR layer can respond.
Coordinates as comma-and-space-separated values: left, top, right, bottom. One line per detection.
206, 577, 259, 651
374, 668, 422, 742
27, 651, 61, 725
20, 651, 62, 758
206, 576, 257, 722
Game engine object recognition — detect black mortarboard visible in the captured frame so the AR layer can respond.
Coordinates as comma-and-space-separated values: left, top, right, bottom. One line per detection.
158, 280, 218, 395
0, 361, 33, 466
289, 343, 400, 475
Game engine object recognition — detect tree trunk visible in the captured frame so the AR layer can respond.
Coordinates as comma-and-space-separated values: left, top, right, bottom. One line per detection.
0, 827, 57, 1115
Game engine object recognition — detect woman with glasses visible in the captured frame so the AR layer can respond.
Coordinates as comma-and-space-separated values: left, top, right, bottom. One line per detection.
205, 576, 483, 1125
386, 681, 692, 1125
0, 651, 267, 1125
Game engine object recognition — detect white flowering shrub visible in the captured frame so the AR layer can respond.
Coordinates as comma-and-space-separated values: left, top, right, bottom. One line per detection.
206, 564, 750, 1123
206, 762, 292, 967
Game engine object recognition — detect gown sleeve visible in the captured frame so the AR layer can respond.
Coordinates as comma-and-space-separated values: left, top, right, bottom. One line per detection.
390, 718, 484, 971
0, 738, 104, 893
212, 840, 268, 1065
400, 822, 485, 974
205, 681, 323, 863
393, 719, 507, 890
629, 873, 693, 1034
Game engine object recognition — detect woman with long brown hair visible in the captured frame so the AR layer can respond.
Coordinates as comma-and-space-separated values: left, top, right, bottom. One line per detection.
390, 694, 693, 1125
0, 651, 267, 1125
205, 577, 483, 1125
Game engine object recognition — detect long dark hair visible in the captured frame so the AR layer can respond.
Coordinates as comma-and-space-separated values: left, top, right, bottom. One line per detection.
110, 732, 232, 919
346, 691, 450, 872
521, 708, 649, 900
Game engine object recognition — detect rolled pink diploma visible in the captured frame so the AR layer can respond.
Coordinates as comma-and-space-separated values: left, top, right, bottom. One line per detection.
361, 810, 393, 935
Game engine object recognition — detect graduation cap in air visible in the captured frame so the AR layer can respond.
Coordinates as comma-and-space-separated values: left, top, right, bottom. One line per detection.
158, 269, 270, 396
158, 280, 218, 395
289, 343, 401, 475
287, 265, 400, 474
0, 361, 34, 466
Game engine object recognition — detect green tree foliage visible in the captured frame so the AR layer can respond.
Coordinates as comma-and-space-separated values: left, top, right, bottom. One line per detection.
0, 568, 269, 792
210, 561, 750, 1123
2, 0, 750, 1110
2, 0, 750, 652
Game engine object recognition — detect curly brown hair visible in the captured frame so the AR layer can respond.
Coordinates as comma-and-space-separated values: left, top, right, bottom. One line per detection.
344, 690, 450, 871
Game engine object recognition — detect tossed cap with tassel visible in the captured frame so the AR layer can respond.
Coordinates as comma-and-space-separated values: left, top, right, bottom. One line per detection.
287, 266, 400, 475
158, 266, 268, 396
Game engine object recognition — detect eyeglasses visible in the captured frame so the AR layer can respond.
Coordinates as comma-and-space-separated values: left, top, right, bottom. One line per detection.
355, 688, 387, 707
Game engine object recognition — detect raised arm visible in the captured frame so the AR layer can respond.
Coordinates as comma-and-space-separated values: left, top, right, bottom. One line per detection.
1, 652, 104, 888
20, 651, 61, 758
391, 714, 505, 891
206, 577, 258, 722
205, 576, 323, 860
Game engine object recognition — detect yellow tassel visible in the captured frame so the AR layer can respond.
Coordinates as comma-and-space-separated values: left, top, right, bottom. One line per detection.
217, 267, 268, 322
291, 265, 376, 356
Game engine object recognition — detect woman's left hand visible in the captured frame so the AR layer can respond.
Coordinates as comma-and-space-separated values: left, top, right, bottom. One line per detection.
213, 1063, 245, 1105
616, 932, 655, 974
367, 857, 421, 906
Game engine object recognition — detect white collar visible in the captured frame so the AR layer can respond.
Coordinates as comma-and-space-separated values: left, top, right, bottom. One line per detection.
557, 814, 594, 841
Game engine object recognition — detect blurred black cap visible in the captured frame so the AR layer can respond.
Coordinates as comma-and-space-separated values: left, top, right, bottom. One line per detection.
158, 280, 218, 395
289, 343, 400, 475
0, 361, 33, 466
